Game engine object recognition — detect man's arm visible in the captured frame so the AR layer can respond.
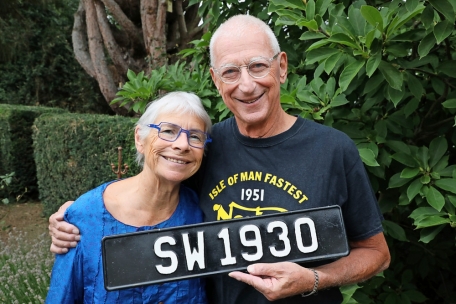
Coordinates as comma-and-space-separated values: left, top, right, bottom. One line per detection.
49, 200, 80, 254
228, 232, 390, 301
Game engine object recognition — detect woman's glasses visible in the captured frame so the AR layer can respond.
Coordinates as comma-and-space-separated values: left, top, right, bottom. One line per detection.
147, 122, 212, 149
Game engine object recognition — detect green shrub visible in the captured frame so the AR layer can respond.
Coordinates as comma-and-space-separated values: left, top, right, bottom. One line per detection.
0, 104, 66, 200
33, 113, 140, 216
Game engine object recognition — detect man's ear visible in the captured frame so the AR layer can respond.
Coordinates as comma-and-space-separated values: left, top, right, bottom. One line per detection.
210, 68, 221, 91
134, 126, 144, 154
279, 52, 288, 84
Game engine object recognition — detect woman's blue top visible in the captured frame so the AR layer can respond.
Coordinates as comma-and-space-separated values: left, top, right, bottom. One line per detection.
46, 181, 207, 304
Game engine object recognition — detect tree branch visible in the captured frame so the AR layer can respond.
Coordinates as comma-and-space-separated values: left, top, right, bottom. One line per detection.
72, 0, 96, 78
140, 0, 167, 69
94, 0, 129, 76
100, 0, 143, 48
84, 0, 118, 106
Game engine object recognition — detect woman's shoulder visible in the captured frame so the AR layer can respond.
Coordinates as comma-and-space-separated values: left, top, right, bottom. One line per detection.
65, 182, 113, 221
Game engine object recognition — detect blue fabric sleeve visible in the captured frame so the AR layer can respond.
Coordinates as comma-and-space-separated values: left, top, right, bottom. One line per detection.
45, 245, 84, 303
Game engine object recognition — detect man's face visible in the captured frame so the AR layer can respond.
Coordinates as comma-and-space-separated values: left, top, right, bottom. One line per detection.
210, 30, 287, 129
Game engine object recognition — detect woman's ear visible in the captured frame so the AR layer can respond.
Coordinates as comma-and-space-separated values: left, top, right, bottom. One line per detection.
134, 126, 144, 153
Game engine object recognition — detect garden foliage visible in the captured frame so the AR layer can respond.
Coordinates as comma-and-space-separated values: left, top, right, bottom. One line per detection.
33, 113, 140, 216
114, 0, 456, 303
0, 0, 110, 114
0, 104, 66, 200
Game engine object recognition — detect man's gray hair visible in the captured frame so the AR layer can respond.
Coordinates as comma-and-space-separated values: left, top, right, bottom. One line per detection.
210, 14, 281, 67
135, 91, 212, 166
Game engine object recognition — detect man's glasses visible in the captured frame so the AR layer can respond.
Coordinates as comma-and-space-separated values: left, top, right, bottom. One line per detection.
147, 122, 212, 149
212, 53, 279, 84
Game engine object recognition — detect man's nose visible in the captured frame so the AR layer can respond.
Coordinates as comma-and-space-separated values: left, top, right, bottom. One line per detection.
237, 67, 256, 92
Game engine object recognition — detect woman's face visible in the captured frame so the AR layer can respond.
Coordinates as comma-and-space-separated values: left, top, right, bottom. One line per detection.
138, 113, 206, 184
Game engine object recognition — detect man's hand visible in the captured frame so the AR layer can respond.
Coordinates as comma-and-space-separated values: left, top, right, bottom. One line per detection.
229, 262, 315, 301
48, 200, 80, 254
229, 232, 390, 301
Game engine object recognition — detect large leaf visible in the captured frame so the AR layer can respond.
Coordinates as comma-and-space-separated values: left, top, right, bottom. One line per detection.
360, 5, 383, 32
428, 0, 455, 24
299, 32, 326, 40
434, 20, 454, 44
327, 33, 360, 50
383, 220, 408, 241
391, 152, 418, 167
366, 52, 381, 77
358, 148, 380, 167
429, 137, 447, 168
388, 173, 412, 188
339, 60, 365, 91
378, 61, 403, 90
425, 186, 445, 211
418, 32, 436, 58
438, 61, 456, 78
407, 178, 423, 201
434, 179, 456, 194
306, 47, 339, 63
419, 225, 445, 243
442, 98, 456, 109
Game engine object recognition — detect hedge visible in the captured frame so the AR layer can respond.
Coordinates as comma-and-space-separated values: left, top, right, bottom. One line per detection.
33, 113, 140, 216
0, 104, 66, 200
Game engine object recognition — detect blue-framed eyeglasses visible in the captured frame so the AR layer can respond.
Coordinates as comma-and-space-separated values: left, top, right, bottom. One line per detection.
147, 122, 212, 149
212, 53, 280, 84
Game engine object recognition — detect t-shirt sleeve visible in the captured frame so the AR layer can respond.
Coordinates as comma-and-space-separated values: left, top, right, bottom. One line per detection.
342, 146, 384, 241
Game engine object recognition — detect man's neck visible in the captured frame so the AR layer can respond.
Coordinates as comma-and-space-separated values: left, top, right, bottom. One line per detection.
236, 112, 297, 138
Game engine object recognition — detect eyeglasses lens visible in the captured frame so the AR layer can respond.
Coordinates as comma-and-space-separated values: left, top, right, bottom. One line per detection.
219, 58, 271, 83
158, 123, 206, 148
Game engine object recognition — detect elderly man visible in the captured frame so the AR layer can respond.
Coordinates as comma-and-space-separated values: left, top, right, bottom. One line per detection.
49, 14, 390, 303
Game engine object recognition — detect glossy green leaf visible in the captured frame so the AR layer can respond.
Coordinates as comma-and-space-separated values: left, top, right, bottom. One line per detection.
383, 220, 408, 241
407, 178, 423, 201
419, 226, 445, 243
327, 33, 360, 50
360, 5, 383, 32
299, 31, 326, 40
378, 61, 403, 90
306, 0, 315, 20
449, 196, 456, 208
429, 137, 447, 168
366, 52, 381, 77
324, 52, 343, 75
330, 94, 349, 107
414, 215, 450, 229
401, 168, 420, 179
428, 0, 455, 24
392, 152, 418, 167
387, 85, 405, 107
339, 60, 364, 91
434, 20, 454, 44
306, 47, 339, 63
418, 32, 436, 58
348, 7, 365, 37
406, 73, 424, 100
434, 179, 456, 194
405, 0, 419, 12
386, 140, 411, 154
403, 98, 420, 118
442, 99, 456, 109
420, 4, 435, 29
438, 61, 456, 78
420, 175, 431, 184
298, 19, 319, 31
388, 173, 412, 188
359, 148, 380, 167
425, 186, 445, 211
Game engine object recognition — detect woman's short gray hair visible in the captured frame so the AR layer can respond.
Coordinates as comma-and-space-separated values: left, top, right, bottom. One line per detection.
135, 91, 212, 166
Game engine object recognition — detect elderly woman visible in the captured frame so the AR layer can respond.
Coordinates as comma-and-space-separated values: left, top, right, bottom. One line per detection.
45, 92, 211, 303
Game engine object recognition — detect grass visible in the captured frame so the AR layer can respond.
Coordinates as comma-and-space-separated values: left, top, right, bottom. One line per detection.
0, 228, 54, 303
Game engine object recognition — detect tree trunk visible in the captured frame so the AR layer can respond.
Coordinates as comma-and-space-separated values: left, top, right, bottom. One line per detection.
71, 0, 206, 115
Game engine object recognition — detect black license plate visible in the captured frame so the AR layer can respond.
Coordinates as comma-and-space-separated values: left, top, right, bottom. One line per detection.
102, 205, 349, 290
